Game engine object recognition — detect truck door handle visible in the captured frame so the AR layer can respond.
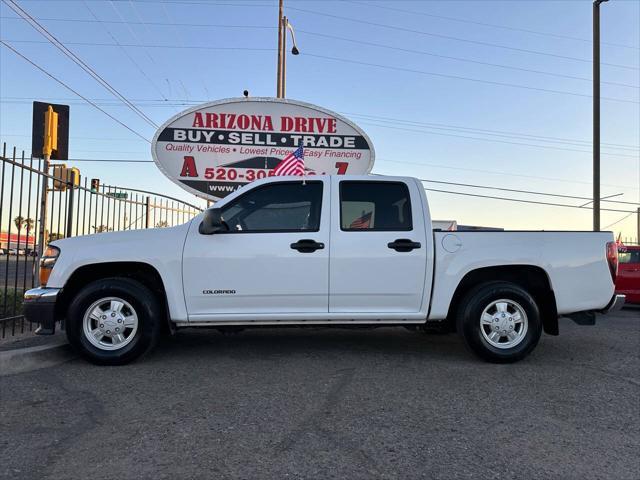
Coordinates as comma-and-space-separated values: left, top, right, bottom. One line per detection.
290, 239, 325, 253
388, 239, 421, 252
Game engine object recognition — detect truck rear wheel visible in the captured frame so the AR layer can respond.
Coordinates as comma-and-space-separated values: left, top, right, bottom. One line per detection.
66, 278, 162, 365
456, 282, 542, 363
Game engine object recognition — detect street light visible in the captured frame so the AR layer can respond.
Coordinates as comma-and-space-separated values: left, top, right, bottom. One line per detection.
276, 0, 300, 98
593, 0, 609, 231
280, 16, 300, 98
286, 19, 300, 56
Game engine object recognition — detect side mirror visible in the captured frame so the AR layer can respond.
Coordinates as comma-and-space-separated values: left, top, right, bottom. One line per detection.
198, 208, 228, 235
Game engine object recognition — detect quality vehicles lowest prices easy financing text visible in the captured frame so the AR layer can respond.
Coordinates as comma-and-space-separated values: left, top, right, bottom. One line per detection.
24, 175, 624, 365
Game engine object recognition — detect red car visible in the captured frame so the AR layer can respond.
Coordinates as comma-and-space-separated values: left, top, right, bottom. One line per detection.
616, 245, 640, 304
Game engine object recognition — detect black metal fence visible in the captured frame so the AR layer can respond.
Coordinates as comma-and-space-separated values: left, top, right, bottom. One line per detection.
0, 142, 203, 338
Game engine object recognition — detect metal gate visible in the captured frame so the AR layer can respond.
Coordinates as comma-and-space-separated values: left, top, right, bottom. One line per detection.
0, 142, 203, 338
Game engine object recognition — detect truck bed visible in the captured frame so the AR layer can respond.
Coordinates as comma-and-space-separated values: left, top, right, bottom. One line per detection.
429, 231, 615, 319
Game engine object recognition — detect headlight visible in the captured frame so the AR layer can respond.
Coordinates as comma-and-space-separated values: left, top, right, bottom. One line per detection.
39, 246, 60, 286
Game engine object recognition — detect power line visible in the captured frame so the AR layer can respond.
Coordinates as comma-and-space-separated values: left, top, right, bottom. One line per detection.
117, 0, 640, 53
108, 0, 168, 86
124, 0, 273, 6
298, 30, 639, 90
0, 41, 151, 143
6, 37, 637, 103
358, 120, 639, 159
2, 0, 159, 129
422, 187, 636, 214
603, 212, 636, 229
4, 155, 637, 210
82, 1, 169, 101
6, 4, 638, 69
4, 95, 636, 158
0, 14, 275, 30
35, 155, 640, 208
40, 158, 637, 211
342, 112, 640, 151
9, 38, 636, 102
419, 179, 639, 206
2, 94, 638, 165
287, 5, 640, 71
3, 137, 636, 210
157, 0, 212, 101
0, 133, 144, 142
302, 53, 640, 105
69, 149, 148, 154
4, 15, 637, 89
346, 0, 639, 50
3, 38, 276, 52
378, 158, 639, 192
2, 96, 636, 152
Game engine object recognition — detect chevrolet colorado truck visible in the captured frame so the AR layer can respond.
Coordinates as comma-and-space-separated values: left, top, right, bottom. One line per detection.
24, 175, 625, 365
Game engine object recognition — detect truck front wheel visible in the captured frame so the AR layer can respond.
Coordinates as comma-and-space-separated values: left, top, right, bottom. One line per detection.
456, 282, 542, 363
66, 278, 162, 365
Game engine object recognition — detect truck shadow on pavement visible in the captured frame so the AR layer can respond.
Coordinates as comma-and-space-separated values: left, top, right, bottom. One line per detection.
152, 327, 491, 365
145, 313, 636, 368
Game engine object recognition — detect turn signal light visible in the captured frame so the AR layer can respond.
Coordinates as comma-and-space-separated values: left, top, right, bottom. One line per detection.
39, 246, 60, 286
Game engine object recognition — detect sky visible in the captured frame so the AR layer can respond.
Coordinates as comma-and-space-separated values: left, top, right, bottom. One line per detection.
1, 0, 639, 239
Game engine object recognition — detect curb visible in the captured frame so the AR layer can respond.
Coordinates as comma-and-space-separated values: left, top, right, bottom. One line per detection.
0, 341, 76, 376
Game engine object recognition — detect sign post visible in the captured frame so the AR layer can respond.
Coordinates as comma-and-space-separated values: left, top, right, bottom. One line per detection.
37, 106, 57, 256
151, 97, 375, 201
32, 102, 69, 254
65, 169, 76, 238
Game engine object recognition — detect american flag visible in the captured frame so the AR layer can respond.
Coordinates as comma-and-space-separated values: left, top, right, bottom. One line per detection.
350, 211, 372, 229
273, 146, 305, 176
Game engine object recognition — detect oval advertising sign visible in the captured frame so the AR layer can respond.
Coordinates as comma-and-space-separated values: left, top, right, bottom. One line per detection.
151, 97, 375, 200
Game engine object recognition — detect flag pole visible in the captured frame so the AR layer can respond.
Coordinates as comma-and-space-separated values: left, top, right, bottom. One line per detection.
302, 148, 306, 185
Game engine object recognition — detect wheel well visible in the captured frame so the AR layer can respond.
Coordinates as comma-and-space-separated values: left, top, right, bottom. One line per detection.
447, 265, 558, 335
57, 262, 171, 331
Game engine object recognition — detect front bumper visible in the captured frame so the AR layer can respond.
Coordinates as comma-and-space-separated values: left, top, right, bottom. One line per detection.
23, 287, 61, 335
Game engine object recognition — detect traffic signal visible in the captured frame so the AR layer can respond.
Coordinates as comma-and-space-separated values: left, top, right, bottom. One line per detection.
50, 165, 80, 191
91, 178, 100, 193
52, 164, 67, 191
68, 167, 80, 188
32, 102, 69, 159
43, 106, 58, 157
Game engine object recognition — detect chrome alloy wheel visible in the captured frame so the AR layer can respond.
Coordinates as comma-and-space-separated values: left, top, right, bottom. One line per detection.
82, 297, 139, 351
480, 299, 528, 349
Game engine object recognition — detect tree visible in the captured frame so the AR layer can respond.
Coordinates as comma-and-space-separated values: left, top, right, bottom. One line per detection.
92, 225, 112, 233
155, 220, 169, 228
48, 233, 64, 242
23, 218, 35, 233
13, 215, 25, 230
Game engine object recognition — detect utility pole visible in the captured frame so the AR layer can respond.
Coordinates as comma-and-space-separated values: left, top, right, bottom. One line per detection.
276, 0, 284, 98
282, 15, 288, 98
593, 0, 609, 231
275, 0, 299, 98
637, 207, 640, 244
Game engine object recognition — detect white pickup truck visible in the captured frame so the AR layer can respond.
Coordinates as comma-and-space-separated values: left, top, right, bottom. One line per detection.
24, 175, 624, 365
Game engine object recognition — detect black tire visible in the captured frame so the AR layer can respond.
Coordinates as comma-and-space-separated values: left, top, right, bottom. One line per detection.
66, 277, 162, 365
456, 281, 542, 363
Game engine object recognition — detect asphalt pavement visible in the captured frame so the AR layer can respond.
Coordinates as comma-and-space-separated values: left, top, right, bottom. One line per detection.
1, 309, 638, 480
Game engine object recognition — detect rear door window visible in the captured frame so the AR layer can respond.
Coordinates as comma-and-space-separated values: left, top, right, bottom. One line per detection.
340, 181, 412, 231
